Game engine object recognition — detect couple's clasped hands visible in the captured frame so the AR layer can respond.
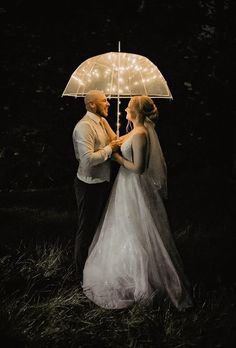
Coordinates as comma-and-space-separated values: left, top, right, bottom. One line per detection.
109, 138, 123, 153
109, 138, 124, 164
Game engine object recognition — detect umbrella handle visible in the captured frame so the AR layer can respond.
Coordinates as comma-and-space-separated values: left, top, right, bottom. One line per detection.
116, 41, 121, 137
116, 97, 120, 138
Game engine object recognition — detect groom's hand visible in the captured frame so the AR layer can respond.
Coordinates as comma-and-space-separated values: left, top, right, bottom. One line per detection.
109, 139, 122, 153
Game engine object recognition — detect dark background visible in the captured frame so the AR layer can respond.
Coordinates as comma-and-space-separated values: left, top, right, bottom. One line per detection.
1, 0, 235, 192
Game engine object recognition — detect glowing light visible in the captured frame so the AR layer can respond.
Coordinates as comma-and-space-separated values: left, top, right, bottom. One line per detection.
62, 52, 173, 136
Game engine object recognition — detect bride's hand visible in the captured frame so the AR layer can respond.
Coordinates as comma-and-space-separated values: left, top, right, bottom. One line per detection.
111, 152, 122, 163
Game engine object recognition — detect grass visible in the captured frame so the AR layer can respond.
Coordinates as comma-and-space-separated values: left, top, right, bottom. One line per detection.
0, 232, 236, 347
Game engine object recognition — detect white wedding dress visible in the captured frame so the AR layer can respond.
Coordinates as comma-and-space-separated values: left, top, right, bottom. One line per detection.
83, 121, 192, 310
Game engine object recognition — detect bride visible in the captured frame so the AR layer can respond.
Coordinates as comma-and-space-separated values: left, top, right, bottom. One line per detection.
82, 95, 192, 310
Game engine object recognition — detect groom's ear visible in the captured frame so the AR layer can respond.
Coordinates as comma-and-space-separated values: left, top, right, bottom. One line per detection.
89, 101, 96, 110
86, 101, 95, 113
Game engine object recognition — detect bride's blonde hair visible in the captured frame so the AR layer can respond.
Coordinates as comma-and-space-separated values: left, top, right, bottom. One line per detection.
132, 95, 159, 121
126, 96, 158, 132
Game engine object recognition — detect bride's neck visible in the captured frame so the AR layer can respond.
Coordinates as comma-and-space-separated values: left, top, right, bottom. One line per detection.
133, 120, 144, 129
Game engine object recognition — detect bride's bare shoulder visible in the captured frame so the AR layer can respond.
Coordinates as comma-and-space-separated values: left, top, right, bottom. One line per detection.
133, 127, 148, 138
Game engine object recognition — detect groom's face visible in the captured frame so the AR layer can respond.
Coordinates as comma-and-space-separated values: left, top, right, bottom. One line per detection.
94, 93, 110, 118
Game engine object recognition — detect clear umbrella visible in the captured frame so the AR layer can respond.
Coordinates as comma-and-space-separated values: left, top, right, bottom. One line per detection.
62, 44, 173, 136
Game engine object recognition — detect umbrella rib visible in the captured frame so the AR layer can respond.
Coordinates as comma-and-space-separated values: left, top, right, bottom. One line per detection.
75, 65, 85, 96
138, 70, 148, 95
62, 79, 71, 96
85, 62, 97, 95
127, 58, 132, 97
75, 72, 81, 96
109, 68, 115, 98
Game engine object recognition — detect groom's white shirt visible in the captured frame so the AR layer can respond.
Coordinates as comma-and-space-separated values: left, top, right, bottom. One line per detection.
73, 111, 112, 184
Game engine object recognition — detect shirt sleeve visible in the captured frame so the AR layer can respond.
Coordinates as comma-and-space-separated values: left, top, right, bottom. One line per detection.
73, 122, 112, 167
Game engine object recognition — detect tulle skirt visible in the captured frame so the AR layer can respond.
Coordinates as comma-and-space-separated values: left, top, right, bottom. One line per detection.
83, 167, 192, 310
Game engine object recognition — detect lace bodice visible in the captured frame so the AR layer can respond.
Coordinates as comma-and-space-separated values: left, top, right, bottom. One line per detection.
121, 136, 133, 162
120, 132, 151, 174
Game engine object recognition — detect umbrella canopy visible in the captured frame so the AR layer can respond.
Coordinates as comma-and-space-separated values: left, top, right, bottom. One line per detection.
62, 51, 173, 136
62, 52, 173, 99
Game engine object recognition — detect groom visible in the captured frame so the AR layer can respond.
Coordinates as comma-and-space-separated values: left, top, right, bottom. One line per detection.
72, 90, 120, 282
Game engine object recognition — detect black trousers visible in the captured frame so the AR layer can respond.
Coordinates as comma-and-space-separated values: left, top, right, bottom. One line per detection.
74, 177, 109, 280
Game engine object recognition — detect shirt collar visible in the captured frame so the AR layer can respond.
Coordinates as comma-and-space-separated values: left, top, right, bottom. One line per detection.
86, 111, 102, 124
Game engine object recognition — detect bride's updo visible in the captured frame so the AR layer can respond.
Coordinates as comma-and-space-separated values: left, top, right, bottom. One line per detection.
131, 96, 159, 121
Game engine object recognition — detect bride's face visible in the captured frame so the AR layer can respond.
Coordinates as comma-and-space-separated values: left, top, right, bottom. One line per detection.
125, 102, 136, 122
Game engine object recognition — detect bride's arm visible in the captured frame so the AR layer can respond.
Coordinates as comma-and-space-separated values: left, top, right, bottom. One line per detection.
112, 132, 147, 174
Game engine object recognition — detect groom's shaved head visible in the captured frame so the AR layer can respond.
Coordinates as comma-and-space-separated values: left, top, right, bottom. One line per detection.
85, 90, 105, 106
84, 90, 110, 117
